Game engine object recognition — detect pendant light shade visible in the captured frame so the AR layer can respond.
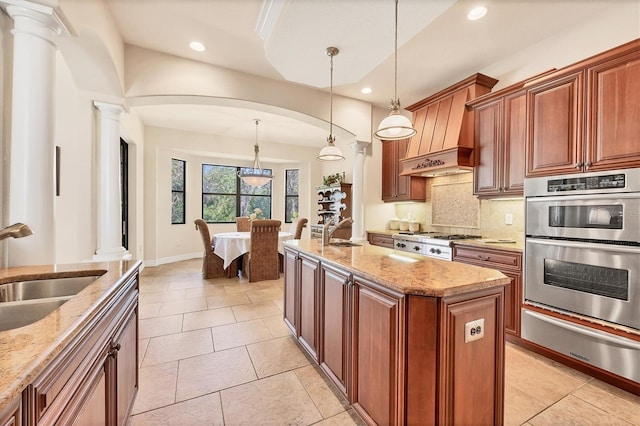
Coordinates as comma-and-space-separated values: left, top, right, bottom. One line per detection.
374, 0, 416, 141
318, 47, 345, 161
238, 119, 274, 187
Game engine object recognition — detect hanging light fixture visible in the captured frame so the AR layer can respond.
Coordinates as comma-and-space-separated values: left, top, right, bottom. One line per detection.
318, 46, 345, 161
374, 0, 417, 141
238, 119, 274, 187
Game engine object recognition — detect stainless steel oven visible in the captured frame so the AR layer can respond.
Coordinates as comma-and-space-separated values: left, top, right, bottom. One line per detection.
523, 168, 640, 383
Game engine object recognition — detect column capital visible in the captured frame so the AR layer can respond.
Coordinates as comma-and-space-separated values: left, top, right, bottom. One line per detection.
350, 140, 369, 155
1, 0, 71, 39
93, 101, 126, 120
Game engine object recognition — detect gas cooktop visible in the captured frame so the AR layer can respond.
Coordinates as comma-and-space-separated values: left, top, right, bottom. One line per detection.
394, 231, 482, 240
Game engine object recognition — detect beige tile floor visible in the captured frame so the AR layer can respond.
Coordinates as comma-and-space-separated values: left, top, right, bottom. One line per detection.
130, 259, 640, 425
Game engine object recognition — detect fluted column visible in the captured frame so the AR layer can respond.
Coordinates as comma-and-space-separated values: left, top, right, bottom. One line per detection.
3, 1, 68, 266
93, 101, 130, 261
350, 141, 368, 242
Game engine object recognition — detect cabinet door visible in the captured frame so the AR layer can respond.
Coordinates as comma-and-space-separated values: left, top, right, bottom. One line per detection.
473, 98, 502, 196
283, 249, 299, 335
319, 264, 351, 397
502, 271, 522, 337
382, 139, 426, 202
352, 278, 404, 426
0, 396, 21, 426
299, 254, 319, 360
526, 72, 584, 177
381, 140, 397, 201
503, 91, 526, 195
586, 51, 640, 171
113, 311, 138, 425
72, 365, 107, 426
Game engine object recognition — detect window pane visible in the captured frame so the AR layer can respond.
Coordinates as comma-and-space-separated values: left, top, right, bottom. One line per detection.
203, 194, 236, 222
241, 196, 271, 219
171, 159, 185, 191
203, 165, 236, 193
285, 196, 299, 222
171, 192, 185, 224
286, 169, 299, 196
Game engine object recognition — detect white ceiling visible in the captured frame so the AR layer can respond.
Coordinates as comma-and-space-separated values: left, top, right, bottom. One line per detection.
104, 0, 622, 148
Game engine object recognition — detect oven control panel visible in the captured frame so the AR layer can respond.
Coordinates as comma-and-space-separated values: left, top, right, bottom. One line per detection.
547, 173, 625, 192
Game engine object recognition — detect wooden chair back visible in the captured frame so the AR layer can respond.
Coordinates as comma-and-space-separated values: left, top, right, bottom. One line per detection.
289, 218, 308, 239
194, 219, 227, 279
248, 219, 281, 282
236, 216, 251, 232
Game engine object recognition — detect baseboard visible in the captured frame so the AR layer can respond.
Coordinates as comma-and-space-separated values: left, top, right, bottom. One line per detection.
144, 252, 202, 267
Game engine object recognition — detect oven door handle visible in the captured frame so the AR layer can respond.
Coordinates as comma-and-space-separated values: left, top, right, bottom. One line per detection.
526, 237, 640, 254
526, 192, 640, 203
525, 311, 640, 349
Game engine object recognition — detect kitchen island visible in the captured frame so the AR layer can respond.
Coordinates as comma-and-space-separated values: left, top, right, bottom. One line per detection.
283, 239, 509, 425
0, 260, 141, 425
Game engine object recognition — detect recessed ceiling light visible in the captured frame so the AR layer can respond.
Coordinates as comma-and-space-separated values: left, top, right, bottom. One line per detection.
189, 41, 206, 52
467, 6, 488, 21
361, 87, 373, 94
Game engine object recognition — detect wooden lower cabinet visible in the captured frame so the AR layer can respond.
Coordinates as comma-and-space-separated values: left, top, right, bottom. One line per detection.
298, 254, 320, 360
284, 247, 506, 425
318, 263, 351, 397
24, 271, 139, 426
366, 232, 394, 249
0, 396, 21, 426
283, 249, 298, 335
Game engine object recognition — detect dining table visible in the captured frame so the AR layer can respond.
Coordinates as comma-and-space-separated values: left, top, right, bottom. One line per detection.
212, 231, 294, 270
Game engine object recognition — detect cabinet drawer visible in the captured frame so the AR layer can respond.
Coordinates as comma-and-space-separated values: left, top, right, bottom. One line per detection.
452, 245, 522, 271
367, 233, 394, 248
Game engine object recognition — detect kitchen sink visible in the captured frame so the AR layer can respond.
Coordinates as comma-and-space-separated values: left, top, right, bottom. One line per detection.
0, 275, 99, 302
329, 241, 361, 247
0, 297, 71, 331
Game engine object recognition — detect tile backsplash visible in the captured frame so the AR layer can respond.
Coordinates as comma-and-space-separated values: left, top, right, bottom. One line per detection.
394, 173, 525, 241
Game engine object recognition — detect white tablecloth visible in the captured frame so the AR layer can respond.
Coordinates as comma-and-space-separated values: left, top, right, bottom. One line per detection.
212, 231, 293, 269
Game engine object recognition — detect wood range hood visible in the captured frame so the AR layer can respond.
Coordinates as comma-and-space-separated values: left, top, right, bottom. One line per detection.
400, 73, 498, 177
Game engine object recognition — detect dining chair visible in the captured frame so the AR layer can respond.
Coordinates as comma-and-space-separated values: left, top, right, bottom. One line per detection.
247, 219, 281, 282
289, 217, 308, 239
194, 219, 228, 279
236, 216, 251, 232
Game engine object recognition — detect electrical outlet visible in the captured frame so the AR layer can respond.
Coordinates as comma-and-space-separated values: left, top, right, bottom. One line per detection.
465, 318, 485, 343
505, 213, 513, 225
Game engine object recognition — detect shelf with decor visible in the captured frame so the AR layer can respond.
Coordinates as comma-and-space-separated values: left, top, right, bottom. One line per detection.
310, 181, 352, 240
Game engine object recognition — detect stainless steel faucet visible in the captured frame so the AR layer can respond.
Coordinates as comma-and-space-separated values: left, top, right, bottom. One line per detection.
322, 217, 353, 246
0, 223, 33, 241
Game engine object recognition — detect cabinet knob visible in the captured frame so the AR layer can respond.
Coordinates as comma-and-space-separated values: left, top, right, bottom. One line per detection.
109, 342, 122, 359
584, 161, 592, 169
574, 162, 583, 169
477, 254, 491, 261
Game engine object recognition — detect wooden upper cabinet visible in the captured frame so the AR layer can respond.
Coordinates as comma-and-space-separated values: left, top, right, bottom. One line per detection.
526, 39, 640, 177
586, 47, 640, 171
526, 71, 584, 177
381, 138, 426, 202
470, 88, 526, 198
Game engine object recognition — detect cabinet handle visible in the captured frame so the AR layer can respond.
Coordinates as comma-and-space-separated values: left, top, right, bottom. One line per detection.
574, 162, 582, 169
477, 254, 491, 261
584, 161, 592, 169
109, 342, 122, 359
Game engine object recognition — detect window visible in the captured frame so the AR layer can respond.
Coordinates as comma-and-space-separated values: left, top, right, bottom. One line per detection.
202, 164, 272, 223
285, 169, 299, 223
171, 158, 186, 224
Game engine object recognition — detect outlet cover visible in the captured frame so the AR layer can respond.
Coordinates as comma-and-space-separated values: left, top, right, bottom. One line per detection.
505, 213, 513, 225
465, 318, 485, 343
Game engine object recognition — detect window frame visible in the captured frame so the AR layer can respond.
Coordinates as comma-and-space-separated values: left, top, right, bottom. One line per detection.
202, 163, 273, 223
284, 169, 299, 223
171, 158, 186, 225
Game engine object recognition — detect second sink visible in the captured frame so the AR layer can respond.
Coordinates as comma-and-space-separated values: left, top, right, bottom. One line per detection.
0, 276, 100, 302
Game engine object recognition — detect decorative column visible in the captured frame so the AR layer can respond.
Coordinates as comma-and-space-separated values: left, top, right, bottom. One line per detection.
3, 1, 68, 266
93, 102, 131, 261
350, 141, 368, 242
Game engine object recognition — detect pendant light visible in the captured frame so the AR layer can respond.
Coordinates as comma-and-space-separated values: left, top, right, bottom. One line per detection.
238, 119, 274, 187
318, 47, 345, 161
374, 0, 417, 140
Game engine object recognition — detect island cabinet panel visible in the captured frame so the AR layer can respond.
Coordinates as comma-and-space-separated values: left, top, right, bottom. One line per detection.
0, 395, 21, 426
299, 254, 320, 360
26, 271, 139, 426
439, 289, 505, 425
283, 248, 299, 335
351, 278, 404, 426
318, 262, 351, 398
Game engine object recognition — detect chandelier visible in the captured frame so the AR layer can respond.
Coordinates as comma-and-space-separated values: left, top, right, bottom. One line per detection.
238, 119, 274, 187
318, 47, 345, 161
374, 0, 417, 140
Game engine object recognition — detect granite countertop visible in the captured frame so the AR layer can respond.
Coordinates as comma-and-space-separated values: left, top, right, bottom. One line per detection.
0, 260, 142, 413
285, 239, 509, 297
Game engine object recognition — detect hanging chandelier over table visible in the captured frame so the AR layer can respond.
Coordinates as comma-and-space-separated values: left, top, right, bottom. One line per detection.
238, 119, 274, 187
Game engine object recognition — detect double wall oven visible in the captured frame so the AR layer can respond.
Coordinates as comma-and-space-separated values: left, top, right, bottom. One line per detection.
522, 168, 640, 383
